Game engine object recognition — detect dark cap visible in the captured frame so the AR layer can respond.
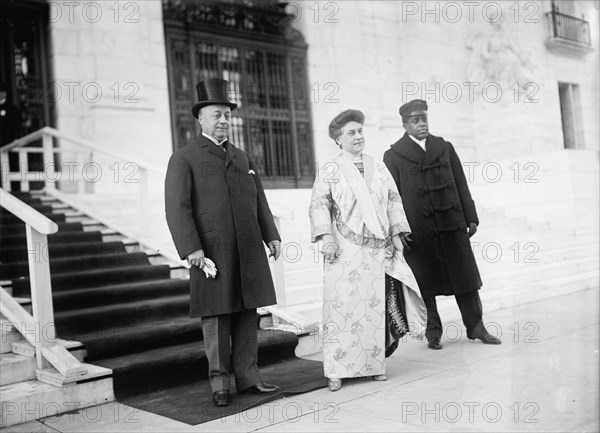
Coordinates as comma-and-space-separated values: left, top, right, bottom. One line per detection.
399, 99, 428, 121
191, 78, 238, 118
328, 109, 365, 140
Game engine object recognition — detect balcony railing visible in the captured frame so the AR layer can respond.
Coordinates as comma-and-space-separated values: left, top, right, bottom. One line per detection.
547, 10, 591, 46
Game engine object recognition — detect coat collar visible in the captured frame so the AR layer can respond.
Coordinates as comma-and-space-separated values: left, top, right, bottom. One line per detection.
196, 134, 237, 166
390, 133, 425, 163
423, 135, 445, 165
390, 133, 445, 165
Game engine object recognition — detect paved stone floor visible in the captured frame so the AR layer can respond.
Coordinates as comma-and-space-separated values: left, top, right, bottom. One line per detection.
3, 288, 598, 433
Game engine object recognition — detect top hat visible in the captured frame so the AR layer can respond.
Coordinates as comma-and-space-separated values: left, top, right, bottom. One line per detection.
191, 78, 238, 118
399, 99, 428, 121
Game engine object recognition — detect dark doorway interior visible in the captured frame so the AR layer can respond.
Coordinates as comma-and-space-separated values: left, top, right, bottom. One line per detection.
0, 0, 51, 189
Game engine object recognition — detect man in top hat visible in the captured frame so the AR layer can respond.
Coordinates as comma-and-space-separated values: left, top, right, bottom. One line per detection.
383, 99, 501, 350
165, 78, 281, 407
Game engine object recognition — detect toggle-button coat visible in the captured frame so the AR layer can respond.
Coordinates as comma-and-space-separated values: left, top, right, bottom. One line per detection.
165, 135, 280, 317
383, 133, 482, 297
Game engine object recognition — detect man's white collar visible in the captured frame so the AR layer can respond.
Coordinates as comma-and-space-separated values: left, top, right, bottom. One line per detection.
408, 134, 426, 150
202, 132, 227, 146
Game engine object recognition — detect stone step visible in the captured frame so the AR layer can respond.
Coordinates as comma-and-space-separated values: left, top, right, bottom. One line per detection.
284, 253, 600, 308
277, 214, 559, 242
285, 301, 322, 329
525, 240, 596, 260
0, 365, 115, 428
281, 240, 599, 294
277, 228, 585, 269
295, 329, 322, 357
437, 271, 600, 327
278, 208, 550, 240
0, 340, 86, 387
483, 256, 598, 289
473, 243, 598, 275
284, 266, 600, 329
0, 320, 23, 354
285, 282, 322, 306
0, 353, 35, 387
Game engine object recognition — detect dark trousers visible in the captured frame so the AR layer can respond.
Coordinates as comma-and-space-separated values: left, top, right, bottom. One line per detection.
423, 291, 483, 341
200, 308, 261, 393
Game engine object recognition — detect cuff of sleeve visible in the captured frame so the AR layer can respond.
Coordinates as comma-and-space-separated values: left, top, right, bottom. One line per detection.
389, 223, 408, 238
311, 225, 333, 243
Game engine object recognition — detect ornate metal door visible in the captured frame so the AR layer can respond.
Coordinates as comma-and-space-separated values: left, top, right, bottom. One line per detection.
163, 1, 314, 188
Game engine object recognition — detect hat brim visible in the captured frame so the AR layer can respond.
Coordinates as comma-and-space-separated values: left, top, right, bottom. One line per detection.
402, 109, 427, 117
401, 110, 428, 121
192, 101, 238, 118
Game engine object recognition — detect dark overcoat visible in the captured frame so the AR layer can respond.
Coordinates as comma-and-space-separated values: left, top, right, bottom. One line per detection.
383, 133, 482, 297
165, 135, 280, 317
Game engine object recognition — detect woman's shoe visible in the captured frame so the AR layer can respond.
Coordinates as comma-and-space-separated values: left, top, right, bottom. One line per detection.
328, 378, 342, 392
371, 374, 388, 381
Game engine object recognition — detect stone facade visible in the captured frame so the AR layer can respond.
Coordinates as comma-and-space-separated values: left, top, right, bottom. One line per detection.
295, 0, 599, 164
49, 1, 172, 168
43, 1, 598, 224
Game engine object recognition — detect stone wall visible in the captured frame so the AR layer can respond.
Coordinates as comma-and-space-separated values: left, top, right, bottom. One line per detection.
293, 0, 599, 165
48, 0, 172, 193
45, 1, 598, 202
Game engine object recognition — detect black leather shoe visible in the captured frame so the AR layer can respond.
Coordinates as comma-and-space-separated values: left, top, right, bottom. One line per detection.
212, 390, 230, 407
474, 333, 502, 344
239, 382, 279, 394
469, 323, 502, 345
427, 338, 443, 350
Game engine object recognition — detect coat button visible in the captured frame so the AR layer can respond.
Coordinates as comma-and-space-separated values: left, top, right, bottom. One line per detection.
417, 186, 427, 196
425, 227, 437, 238
410, 165, 421, 174
423, 207, 432, 217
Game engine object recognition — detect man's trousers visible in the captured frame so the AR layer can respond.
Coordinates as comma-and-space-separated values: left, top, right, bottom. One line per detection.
200, 308, 261, 392
423, 291, 483, 341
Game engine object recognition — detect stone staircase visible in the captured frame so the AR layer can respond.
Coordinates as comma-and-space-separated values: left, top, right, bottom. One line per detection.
265, 150, 600, 331
274, 207, 599, 329
0, 191, 308, 428
0, 192, 192, 427
0, 318, 114, 428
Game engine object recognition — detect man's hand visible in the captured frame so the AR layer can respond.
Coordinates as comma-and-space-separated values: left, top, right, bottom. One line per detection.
320, 234, 341, 263
187, 249, 205, 268
399, 232, 413, 253
391, 234, 403, 252
267, 240, 281, 261
468, 222, 478, 238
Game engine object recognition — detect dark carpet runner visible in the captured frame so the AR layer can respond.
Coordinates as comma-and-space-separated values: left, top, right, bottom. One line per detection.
0, 192, 326, 425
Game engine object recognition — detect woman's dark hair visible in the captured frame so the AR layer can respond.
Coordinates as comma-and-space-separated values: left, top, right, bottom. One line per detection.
328, 109, 365, 141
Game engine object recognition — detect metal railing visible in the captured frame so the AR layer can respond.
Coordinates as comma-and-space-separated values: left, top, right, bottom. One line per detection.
547, 10, 591, 46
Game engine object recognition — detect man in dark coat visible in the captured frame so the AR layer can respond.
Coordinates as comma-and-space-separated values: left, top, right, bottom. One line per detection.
383, 99, 501, 350
165, 79, 281, 407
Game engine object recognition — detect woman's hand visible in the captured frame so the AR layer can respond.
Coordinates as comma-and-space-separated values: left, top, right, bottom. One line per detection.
320, 234, 341, 263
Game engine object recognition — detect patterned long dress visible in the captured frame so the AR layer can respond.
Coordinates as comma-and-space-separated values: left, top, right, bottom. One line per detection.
309, 152, 411, 379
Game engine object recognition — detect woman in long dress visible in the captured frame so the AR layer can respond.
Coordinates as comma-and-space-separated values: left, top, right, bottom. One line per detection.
309, 109, 423, 392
